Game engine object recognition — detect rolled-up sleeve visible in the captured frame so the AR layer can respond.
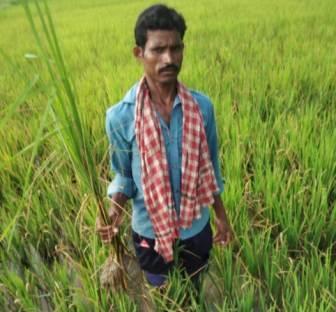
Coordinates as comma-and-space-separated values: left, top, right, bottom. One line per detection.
105, 108, 136, 199
205, 103, 225, 195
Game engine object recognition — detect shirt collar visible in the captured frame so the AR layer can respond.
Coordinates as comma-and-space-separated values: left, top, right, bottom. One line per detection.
172, 94, 181, 108
123, 82, 182, 107
122, 82, 138, 104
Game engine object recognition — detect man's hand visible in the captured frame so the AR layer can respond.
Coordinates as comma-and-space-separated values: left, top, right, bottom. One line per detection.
96, 192, 129, 244
213, 214, 233, 247
96, 209, 123, 244
212, 194, 234, 247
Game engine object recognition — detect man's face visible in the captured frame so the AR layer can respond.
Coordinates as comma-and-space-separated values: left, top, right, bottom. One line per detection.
134, 30, 184, 85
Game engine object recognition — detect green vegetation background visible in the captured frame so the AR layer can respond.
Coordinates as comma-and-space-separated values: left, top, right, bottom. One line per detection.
0, 0, 335, 311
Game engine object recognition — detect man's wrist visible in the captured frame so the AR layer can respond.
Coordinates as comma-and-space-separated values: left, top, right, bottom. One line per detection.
213, 195, 231, 222
108, 192, 129, 217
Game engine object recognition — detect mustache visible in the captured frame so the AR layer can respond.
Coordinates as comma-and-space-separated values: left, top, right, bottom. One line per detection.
159, 64, 179, 73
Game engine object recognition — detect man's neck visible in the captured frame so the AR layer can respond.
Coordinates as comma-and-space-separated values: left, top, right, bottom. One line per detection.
145, 76, 177, 109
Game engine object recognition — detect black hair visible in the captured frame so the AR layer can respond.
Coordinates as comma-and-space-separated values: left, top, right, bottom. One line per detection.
134, 4, 187, 48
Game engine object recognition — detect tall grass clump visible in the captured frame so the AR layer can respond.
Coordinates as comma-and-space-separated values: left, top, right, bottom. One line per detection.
1, 1, 132, 310
22, 0, 130, 290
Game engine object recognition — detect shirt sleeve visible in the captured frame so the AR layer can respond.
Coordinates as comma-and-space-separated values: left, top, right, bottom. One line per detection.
105, 109, 136, 199
205, 103, 225, 195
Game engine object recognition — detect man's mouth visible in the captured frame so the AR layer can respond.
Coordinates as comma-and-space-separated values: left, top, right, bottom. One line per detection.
160, 65, 179, 74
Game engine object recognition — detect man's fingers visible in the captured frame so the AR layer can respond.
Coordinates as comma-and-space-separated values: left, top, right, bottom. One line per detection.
213, 230, 232, 246
113, 215, 123, 228
101, 231, 116, 244
99, 226, 118, 236
100, 231, 118, 244
101, 226, 118, 235
107, 213, 123, 230
96, 222, 119, 244
213, 232, 223, 243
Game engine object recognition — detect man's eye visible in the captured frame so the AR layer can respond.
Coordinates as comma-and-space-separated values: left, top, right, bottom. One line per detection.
172, 45, 182, 52
153, 47, 164, 53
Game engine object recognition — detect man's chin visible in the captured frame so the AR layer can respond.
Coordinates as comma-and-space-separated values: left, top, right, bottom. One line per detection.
145, 73, 179, 85
158, 75, 178, 84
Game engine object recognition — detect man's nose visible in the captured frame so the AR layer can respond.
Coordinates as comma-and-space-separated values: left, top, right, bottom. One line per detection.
162, 50, 173, 63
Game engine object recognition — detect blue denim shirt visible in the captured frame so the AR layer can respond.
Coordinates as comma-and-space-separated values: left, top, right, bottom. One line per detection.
106, 82, 224, 239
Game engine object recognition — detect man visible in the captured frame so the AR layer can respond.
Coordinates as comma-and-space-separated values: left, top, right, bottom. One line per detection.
98, 4, 233, 290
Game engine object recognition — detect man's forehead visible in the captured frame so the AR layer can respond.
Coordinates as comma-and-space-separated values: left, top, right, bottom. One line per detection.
146, 29, 182, 45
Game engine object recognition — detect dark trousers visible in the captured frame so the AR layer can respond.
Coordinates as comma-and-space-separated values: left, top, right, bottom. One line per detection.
132, 221, 213, 288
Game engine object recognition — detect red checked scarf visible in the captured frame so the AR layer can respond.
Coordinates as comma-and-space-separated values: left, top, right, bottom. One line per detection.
135, 77, 219, 262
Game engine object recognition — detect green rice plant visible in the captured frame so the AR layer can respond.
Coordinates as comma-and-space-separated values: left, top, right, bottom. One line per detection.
1, 270, 38, 311
0, 70, 38, 132
211, 246, 235, 296
22, 0, 128, 292
147, 268, 204, 312
236, 280, 256, 312
109, 292, 138, 312
281, 246, 336, 311
1, 96, 52, 248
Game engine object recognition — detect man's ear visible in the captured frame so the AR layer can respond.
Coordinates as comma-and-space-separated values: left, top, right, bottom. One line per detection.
133, 46, 144, 60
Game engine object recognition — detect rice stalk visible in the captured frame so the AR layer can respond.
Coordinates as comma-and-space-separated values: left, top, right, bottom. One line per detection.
0, 95, 51, 248
22, 0, 128, 291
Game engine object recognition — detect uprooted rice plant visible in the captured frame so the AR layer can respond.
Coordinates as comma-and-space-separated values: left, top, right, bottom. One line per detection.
0, 0, 335, 311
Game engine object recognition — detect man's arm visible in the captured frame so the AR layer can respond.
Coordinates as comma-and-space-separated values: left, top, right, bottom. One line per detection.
97, 107, 136, 243
212, 194, 233, 246
205, 101, 234, 246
